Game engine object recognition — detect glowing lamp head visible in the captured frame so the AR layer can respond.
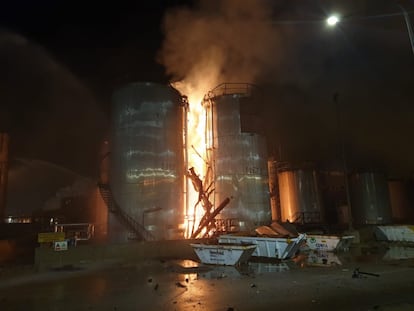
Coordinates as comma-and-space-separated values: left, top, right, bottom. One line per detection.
326, 15, 339, 26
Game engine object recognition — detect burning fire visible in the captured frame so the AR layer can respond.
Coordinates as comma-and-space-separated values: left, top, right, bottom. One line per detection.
160, 0, 279, 238
173, 81, 211, 239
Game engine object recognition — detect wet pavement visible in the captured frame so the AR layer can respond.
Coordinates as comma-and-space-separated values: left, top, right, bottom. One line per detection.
1, 245, 414, 311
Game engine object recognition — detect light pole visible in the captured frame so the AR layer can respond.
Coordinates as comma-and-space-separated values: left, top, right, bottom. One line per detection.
325, 16, 354, 229
333, 93, 353, 230
326, 6, 414, 56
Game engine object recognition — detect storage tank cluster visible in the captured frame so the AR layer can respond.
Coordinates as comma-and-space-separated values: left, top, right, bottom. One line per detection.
107, 81, 413, 242
108, 82, 271, 241
268, 163, 414, 226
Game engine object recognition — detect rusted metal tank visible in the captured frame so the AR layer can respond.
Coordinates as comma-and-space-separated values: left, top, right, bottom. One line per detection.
277, 163, 324, 224
203, 84, 271, 231
350, 171, 392, 225
388, 179, 412, 224
110, 82, 184, 241
318, 169, 348, 225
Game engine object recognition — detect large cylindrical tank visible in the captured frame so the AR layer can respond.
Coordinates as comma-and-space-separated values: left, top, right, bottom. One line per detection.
388, 179, 412, 224
204, 84, 271, 231
277, 163, 324, 224
318, 169, 348, 225
350, 171, 392, 225
110, 82, 184, 241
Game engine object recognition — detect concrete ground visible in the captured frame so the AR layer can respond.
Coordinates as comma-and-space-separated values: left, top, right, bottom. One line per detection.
1, 241, 414, 311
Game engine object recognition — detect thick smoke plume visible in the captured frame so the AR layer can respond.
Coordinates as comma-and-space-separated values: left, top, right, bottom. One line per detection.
159, 0, 280, 96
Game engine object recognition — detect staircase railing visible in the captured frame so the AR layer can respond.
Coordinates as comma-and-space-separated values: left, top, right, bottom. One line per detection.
97, 183, 155, 241
204, 83, 259, 100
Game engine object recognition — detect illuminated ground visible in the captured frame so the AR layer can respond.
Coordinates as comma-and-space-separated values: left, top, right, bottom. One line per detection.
1, 246, 414, 311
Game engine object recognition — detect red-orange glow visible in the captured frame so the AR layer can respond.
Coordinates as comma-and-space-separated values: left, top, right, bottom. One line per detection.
173, 81, 212, 238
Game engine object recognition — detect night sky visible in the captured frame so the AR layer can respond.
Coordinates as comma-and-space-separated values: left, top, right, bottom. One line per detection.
1, 0, 413, 179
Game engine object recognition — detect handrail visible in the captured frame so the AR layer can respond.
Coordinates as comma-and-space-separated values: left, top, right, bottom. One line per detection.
204, 83, 260, 101
97, 182, 155, 241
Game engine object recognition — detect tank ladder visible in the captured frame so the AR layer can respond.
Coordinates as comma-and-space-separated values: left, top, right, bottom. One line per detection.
97, 182, 155, 241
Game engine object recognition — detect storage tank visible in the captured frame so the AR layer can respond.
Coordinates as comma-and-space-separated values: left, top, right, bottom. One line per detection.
318, 169, 348, 225
350, 171, 392, 225
203, 84, 271, 231
110, 82, 184, 241
277, 163, 324, 224
388, 179, 412, 224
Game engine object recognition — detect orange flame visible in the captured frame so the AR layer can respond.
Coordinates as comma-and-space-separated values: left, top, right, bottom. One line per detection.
173, 79, 214, 238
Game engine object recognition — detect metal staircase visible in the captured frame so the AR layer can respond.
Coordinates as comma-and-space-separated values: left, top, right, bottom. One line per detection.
97, 183, 155, 241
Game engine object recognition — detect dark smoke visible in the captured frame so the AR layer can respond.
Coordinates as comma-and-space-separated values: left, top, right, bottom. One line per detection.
159, 1, 414, 178
158, 0, 282, 92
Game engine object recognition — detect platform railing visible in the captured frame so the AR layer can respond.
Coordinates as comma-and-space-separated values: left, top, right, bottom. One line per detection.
204, 83, 259, 100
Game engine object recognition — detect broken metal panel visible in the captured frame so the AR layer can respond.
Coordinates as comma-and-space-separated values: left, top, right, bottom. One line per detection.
375, 225, 414, 242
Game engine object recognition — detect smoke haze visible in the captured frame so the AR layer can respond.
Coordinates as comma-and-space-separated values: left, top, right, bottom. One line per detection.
159, 0, 281, 96
0, 30, 107, 178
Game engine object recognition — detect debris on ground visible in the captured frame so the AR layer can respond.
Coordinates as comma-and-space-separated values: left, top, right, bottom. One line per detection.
352, 268, 380, 278
175, 282, 187, 288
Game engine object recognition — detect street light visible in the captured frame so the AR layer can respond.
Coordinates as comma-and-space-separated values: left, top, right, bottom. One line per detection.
333, 93, 353, 230
326, 15, 340, 26
326, 7, 414, 56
